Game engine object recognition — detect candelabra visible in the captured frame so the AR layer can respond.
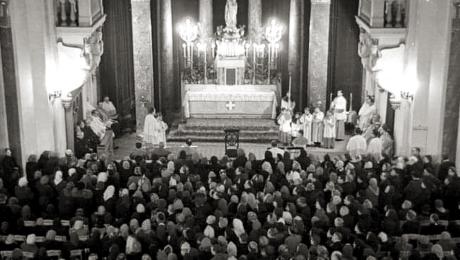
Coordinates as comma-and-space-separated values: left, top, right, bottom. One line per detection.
264, 19, 283, 84
177, 18, 199, 69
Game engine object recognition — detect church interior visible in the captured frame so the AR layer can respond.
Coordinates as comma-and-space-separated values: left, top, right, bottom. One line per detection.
1, 0, 460, 259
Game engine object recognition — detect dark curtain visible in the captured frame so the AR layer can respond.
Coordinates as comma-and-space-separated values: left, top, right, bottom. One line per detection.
99, 0, 135, 129
327, 0, 363, 110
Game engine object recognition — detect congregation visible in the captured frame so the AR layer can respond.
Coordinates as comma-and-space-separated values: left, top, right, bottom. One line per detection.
0, 130, 459, 259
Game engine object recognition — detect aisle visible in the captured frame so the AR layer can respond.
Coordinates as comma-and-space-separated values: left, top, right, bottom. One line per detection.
113, 134, 348, 161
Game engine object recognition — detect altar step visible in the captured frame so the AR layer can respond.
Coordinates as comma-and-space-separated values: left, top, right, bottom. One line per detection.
168, 118, 280, 143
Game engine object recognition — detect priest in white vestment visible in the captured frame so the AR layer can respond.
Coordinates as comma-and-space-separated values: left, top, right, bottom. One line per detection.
330, 90, 347, 140
88, 110, 114, 157
358, 95, 376, 131
143, 108, 161, 147
367, 129, 383, 162
100, 96, 118, 119
346, 128, 367, 158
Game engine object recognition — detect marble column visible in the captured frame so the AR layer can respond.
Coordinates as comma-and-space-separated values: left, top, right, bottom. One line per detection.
160, 0, 175, 118
199, 0, 213, 38
248, 0, 262, 42
307, 0, 331, 110
288, 0, 301, 106
443, 13, 460, 158
131, 0, 154, 132
0, 41, 8, 150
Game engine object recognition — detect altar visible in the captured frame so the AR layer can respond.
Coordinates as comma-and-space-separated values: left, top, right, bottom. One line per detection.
183, 84, 280, 119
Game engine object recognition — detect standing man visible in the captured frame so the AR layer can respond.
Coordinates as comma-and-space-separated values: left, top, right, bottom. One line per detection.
331, 90, 347, 141
143, 108, 161, 149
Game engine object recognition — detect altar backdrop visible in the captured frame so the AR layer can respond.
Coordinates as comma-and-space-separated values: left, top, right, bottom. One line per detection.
99, 0, 362, 124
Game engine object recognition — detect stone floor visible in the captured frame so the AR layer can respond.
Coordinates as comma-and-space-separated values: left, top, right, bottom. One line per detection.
113, 133, 348, 161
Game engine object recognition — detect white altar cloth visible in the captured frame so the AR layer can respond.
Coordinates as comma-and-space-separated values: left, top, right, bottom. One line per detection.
184, 91, 277, 119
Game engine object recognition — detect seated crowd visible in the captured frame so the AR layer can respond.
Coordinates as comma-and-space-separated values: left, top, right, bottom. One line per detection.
0, 143, 460, 260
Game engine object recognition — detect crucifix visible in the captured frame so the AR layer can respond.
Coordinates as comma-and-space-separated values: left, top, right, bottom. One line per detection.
225, 101, 236, 111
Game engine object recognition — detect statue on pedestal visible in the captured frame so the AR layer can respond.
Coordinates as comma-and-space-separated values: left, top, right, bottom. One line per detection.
225, 0, 238, 30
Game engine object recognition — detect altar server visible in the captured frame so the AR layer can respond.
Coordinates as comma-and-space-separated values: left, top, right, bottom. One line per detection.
323, 111, 336, 149
311, 106, 325, 146
277, 108, 292, 146
158, 113, 168, 146
281, 93, 296, 112
300, 107, 313, 146
331, 90, 347, 141
291, 113, 302, 138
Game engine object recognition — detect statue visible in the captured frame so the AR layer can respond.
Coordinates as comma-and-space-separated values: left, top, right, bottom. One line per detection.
225, 0, 238, 30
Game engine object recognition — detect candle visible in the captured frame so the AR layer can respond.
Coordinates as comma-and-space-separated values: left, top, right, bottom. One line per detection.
350, 93, 353, 111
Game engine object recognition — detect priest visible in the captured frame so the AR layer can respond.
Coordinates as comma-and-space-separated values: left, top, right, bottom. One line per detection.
331, 90, 347, 141
143, 108, 161, 148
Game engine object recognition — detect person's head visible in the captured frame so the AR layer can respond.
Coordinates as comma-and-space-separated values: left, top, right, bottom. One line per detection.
186, 139, 193, 147
148, 107, 155, 114
135, 142, 142, 149
159, 142, 165, 149
411, 147, 421, 157
354, 128, 363, 135
337, 90, 343, 97
304, 107, 310, 114
365, 95, 374, 105
314, 107, 321, 113
271, 140, 278, 148
103, 96, 110, 102
4, 148, 12, 157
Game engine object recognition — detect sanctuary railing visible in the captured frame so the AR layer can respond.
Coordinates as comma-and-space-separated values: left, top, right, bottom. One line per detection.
358, 0, 408, 28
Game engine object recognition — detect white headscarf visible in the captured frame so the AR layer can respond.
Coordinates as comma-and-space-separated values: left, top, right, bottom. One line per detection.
97, 172, 108, 183
26, 234, 36, 245
54, 171, 63, 186
232, 218, 245, 237
18, 177, 28, 187
103, 185, 115, 201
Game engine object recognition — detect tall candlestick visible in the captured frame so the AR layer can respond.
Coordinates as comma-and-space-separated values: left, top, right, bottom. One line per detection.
288, 73, 292, 111
349, 93, 353, 111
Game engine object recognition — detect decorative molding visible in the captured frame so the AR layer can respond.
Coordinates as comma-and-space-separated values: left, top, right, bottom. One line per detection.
311, 0, 331, 4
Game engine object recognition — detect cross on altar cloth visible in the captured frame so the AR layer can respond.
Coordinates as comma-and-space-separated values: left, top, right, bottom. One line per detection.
226, 101, 236, 111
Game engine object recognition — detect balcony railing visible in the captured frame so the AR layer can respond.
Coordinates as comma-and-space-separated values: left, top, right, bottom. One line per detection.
56, 0, 104, 27
358, 0, 407, 28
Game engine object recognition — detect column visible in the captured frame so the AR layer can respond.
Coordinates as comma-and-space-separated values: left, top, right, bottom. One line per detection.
160, 0, 175, 118
248, 0, 262, 42
0, 40, 8, 150
62, 98, 75, 151
131, 0, 154, 132
7, 0, 58, 164
288, 0, 301, 106
393, 100, 413, 156
307, 0, 331, 111
456, 103, 460, 168
443, 6, 460, 159
199, 0, 213, 38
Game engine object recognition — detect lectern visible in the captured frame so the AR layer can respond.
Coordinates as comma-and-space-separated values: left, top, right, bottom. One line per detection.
224, 128, 240, 158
